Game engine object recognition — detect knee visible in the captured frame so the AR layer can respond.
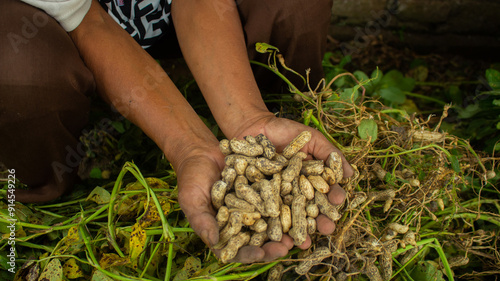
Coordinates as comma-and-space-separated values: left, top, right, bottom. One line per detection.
0, 0, 95, 109
238, 0, 332, 29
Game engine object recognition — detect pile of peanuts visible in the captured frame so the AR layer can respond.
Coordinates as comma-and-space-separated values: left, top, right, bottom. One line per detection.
210, 131, 344, 264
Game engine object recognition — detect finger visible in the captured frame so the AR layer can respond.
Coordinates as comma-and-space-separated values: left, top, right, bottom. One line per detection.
261, 241, 290, 262
316, 214, 336, 235
328, 183, 346, 206
228, 245, 265, 263
281, 234, 295, 250
178, 184, 219, 246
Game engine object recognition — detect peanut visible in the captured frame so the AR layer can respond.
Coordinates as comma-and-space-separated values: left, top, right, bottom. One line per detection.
245, 165, 265, 182
255, 157, 284, 175
308, 175, 330, 193
280, 204, 292, 233
221, 166, 236, 189
282, 152, 307, 182
295, 246, 331, 275
307, 217, 317, 234
326, 151, 343, 184
267, 217, 283, 242
256, 134, 276, 160
216, 206, 229, 229
306, 203, 319, 218
300, 160, 325, 176
219, 139, 232, 155
289, 194, 307, 246
299, 175, 315, 200
234, 158, 248, 175
266, 263, 284, 281
235, 183, 266, 215
211, 180, 228, 210
220, 231, 251, 263
260, 177, 281, 218
282, 131, 312, 159
250, 218, 268, 233
249, 231, 268, 247
230, 138, 263, 157
214, 211, 243, 249
315, 191, 341, 221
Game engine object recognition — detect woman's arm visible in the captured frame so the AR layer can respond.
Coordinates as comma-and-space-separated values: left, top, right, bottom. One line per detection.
69, 0, 219, 166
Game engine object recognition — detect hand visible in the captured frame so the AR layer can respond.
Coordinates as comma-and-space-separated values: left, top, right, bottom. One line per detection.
174, 141, 226, 251
222, 114, 354, 262
177, 114, 353, 264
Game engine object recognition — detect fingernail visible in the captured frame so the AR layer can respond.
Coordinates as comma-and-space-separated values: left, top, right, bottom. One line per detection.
200, 229, 211, 247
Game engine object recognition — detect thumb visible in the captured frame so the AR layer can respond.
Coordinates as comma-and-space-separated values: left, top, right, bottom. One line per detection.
178, 183, 220, 247
189, 211, 220, 247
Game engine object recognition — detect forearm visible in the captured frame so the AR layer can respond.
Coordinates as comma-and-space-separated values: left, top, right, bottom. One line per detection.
69, 0, 218, 165
171, 0, 273, 139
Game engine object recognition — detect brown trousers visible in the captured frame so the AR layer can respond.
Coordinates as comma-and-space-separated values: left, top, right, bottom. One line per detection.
0, 0, 333, 203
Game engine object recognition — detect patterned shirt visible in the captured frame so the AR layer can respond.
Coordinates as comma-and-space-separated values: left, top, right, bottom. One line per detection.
98, 0, 173, 48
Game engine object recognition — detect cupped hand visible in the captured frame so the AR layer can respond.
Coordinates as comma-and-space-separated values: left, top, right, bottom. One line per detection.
226, 113, 354, 262
175, 142, 226, 250
176, 114, 354, 264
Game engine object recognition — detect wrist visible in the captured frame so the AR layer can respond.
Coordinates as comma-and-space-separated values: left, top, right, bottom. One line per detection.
160, 127, 220, 169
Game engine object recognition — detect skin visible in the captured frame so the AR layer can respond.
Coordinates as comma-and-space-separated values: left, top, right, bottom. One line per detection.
68, 0, 353, 263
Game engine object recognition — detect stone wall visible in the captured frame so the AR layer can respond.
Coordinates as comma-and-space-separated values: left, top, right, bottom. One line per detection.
331, 0, 500, 57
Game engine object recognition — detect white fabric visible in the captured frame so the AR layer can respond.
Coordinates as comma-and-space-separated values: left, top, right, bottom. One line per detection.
20, 0, 92, 32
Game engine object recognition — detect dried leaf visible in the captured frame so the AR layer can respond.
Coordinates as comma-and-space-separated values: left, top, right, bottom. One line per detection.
63, 258, 84, 279
129, 223, 147, 266
38, 258, 63, 281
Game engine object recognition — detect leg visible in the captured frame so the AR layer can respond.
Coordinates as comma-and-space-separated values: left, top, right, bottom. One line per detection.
237, 0, 333, 91
0, 0, 95, 203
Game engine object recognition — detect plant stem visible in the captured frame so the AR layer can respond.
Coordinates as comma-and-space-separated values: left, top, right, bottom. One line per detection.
404, 91, 447, 105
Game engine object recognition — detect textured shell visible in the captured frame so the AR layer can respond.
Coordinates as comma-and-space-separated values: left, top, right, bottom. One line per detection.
308, 175, 330, 193
280, 205, 292, 233
282, 131, 312, 159
295, 246, 331, 275
267, 217, 283, 242
299, 175, 315, 200
255, 134, 276, 159
230, 138, 264, 157
211, 180, 228, 210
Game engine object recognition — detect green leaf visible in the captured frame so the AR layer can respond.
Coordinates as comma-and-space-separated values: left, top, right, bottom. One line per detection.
365, 69, 383, 94
353, 70, 369, 83
338, 55, 351, 69
91, 270, 115, 281
486, 68, 500, 90
493, 99, 500, 106
457, 103, 480, 119
255, 42, 279, 54
380, 70, 416, 92
450, 155, 461, 173
39, 259, 63, 281
86, 186, 111, 204
340, 87, 359, 104
111, 121, 125, 134
378, 87, 406, 105
358, 119, 378, 142
89, 167, 102, 179
447, 85, 462, 106
410, 261, 446, 281
495, 142, 500, 151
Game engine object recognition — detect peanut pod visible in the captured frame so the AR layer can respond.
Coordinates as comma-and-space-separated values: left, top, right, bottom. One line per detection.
295, 246, 331, 275
282, 131, 312, 159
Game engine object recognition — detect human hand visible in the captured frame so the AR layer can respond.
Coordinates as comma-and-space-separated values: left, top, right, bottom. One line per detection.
217, 113, 354, 262
174, 141, 227, 252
